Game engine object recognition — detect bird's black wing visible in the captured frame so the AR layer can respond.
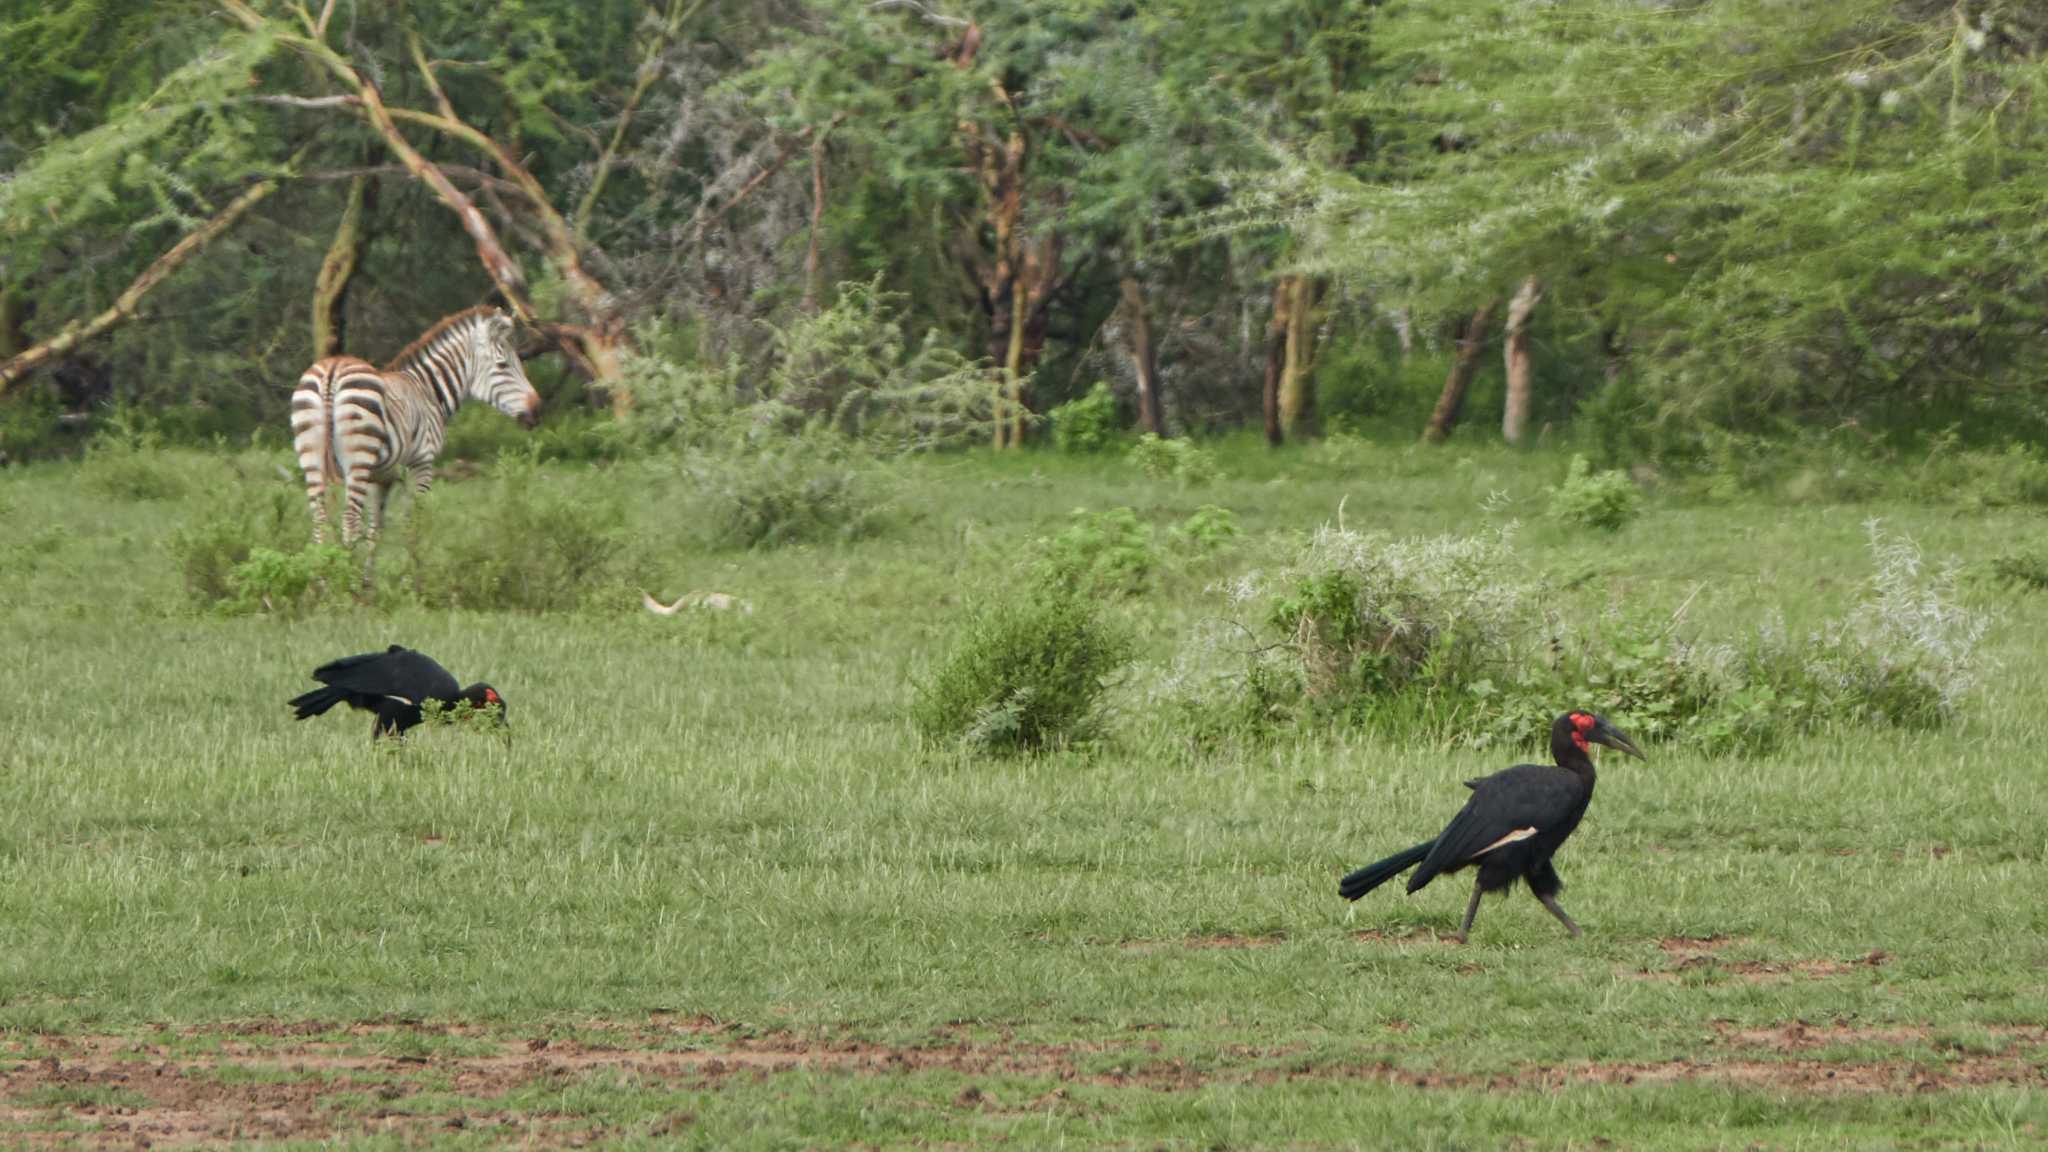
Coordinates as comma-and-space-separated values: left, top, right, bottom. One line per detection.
1416, 764, 1584, 881
311, 646, 460, 705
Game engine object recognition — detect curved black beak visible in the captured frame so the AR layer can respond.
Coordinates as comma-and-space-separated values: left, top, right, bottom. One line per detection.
1591, 716, 1646, 760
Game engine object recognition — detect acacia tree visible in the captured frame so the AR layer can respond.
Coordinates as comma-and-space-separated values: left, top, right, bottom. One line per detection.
1281, 0, 2048, 443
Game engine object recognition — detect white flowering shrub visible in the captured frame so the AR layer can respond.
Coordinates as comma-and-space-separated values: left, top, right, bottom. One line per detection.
1173, 518, 1993, 754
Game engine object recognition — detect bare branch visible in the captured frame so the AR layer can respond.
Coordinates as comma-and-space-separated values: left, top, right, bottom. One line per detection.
868, 0, 970, 29
575, 0, 709, 238
407, 30, 459, 123
1, 180, 279, 393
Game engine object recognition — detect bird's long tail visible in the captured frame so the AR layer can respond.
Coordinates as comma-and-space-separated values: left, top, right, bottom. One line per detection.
288, 685, 346, 720
1338, 840, 1435, 901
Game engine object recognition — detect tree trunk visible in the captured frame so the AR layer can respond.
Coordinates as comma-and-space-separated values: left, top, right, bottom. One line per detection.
1120, 275, 1163, 436
1390, 306, 1413, 359
1500, 275, 1542, 445
1, 179, 279, 394
802, 131, 827, 315
1278, 276, 1320, 437
1003, 279, 1029, 448
311, 172, 373, 359
1423, 300, 1498, 443
0, 290, 26, 360
1263, 284, 1289, 447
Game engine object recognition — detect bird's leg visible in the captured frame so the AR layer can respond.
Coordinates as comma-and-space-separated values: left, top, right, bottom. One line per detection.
1537, 891, 1582, 939
1451, 879, 1483, 944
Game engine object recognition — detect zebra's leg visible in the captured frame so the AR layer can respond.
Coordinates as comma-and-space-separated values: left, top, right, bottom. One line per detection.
361, 482, 393, 591
301, 468, 330, 545
290, 396, 331, 544
341, 467, 375, 546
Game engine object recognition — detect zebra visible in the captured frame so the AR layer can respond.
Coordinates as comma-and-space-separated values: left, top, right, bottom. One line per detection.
291, 306, 540, 577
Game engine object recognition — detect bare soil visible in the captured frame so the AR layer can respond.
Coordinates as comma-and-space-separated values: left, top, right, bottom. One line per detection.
3, 1017, 2044, 1148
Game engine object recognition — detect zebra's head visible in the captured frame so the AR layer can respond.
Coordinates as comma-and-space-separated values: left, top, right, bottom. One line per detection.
468, 311, 541, 428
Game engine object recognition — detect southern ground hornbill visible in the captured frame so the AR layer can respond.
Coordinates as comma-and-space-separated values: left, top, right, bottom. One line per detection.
288, 645, 507, 740
1339, 711, 1644, 942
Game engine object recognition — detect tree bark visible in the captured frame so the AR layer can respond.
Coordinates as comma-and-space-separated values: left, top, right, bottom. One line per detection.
803, 131, 828, 315
1423, 299, 1498, 443
1120, 275, 1163, 437
1263, 284, 1289, 446
1278, 276, 1320, 437
311, 172, 373, 359
1, 179, 278, 394
1501, 275, 1542, 445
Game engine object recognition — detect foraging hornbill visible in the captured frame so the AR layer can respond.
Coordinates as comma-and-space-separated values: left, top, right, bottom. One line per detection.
288, 645, 507, 740
1338, 711, 1644, 942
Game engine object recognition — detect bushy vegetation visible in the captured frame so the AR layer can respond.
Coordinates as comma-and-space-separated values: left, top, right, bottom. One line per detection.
1548, 456, 1641, 532
684, 439, 894, 551
1129, 434, 1218, 486
1048, 383, 1122, 453
404, 450, 627, 612
1192, 519, 1991, 755
913, 581, 1133, 754
1033, 507, 1157, 597
169, 482, 320, 610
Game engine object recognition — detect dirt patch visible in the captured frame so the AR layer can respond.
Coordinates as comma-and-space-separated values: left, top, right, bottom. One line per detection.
1659, 935, 1740, 958
1632, 943, 1890, 983
5, 1017, 2044, 1147
1712, 1020, 2048, 1053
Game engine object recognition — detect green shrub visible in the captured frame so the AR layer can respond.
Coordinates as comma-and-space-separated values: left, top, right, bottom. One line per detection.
1264, 525, 1534, 712
1548, 455, 1640, 531
619, 279, 993, 456
687, 440, 893, 550
1170, 505, 1239, 557
1129, 434, 1217, 485
223, 544, 355, 616
1189, 520, 1989, 755
1049, 382, 1123, 453
405, 450, 625, 611
169, 485, 311, 608
1989, 550, 2048, 592
913, 583, 1133, 753
79, 413, 193, 501
1034, 507, 1157, 596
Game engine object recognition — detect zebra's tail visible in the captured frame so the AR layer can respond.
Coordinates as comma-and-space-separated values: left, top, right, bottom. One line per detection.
291, 361, 343, 487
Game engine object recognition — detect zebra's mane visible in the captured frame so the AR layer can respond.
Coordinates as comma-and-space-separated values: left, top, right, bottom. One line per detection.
382, 306, 501, 372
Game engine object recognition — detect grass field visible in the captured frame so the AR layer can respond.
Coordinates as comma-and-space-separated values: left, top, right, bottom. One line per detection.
2, 434, 2045, 1148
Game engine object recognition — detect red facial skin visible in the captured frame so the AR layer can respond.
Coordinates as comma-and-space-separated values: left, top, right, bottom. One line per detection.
485, 689, 501, 704
1570, 711, 1594, 751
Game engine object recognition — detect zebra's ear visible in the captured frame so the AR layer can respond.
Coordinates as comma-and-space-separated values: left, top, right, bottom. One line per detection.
487, 311, 515, 347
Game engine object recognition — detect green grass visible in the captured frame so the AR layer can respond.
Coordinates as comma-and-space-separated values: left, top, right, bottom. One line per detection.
1, 435, 2044, 1148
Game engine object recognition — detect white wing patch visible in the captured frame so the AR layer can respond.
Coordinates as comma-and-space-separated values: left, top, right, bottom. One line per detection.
385, 695, 415, 706
1474, 827, 1539, 855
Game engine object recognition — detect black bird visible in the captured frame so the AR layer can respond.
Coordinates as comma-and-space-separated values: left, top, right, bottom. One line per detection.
1338, 711, 1644, 942
288, 645, 507, 740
